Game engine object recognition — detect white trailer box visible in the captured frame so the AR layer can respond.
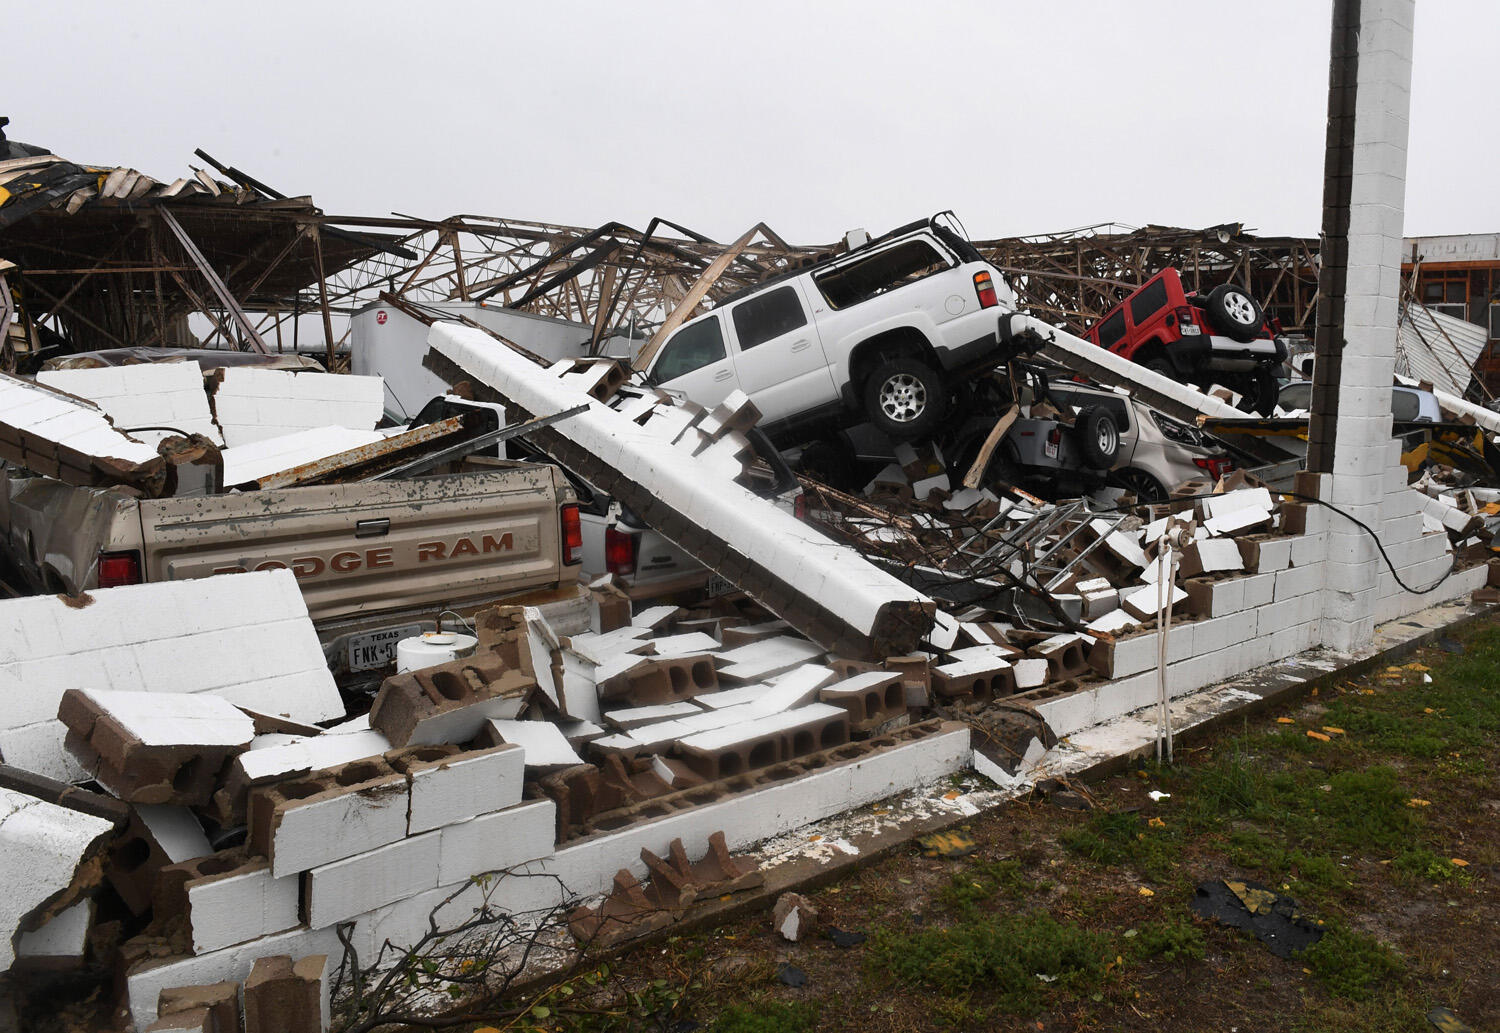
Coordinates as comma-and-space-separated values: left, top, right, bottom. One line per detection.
351, 301, 638, 418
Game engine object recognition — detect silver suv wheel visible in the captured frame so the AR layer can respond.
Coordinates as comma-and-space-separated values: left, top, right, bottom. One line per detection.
878, 373, 927, 423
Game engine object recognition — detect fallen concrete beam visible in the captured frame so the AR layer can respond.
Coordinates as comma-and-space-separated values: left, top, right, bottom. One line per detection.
427, 323, 935, 659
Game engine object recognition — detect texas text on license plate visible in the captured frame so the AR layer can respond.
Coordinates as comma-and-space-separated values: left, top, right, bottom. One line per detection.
706, 574, 734, 597
347, 623, 424, 672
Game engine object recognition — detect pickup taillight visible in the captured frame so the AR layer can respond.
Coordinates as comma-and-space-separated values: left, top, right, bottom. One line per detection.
560, 504, 583, 565
98, 550, 142, 588
604, 526, 637, 577
973, 271, 999, 309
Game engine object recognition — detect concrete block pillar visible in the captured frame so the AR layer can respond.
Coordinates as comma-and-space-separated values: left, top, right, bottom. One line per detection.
1311, 0, 1416, 651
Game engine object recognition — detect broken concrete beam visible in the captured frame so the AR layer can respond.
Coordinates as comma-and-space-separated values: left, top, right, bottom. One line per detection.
242, 953, 328, 1033
387, 742, 525, 834
155, 847, 300, 956
367, 651, 536, 748
248, 756, 410, 878
428, 322, 935, 660
0, 369, 168, 493
819, 671, 906, 732
59, 689, 254, 806
157, 982, 242, 1033
568, 869, 675, 946
0, 570, 343, 783
674, 704, 849, 781
595, 653, 719, 705
0, 785, 115, 972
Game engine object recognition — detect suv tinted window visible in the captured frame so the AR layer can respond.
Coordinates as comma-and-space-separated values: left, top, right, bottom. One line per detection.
1096, 310, 1127, 349
1129, 279, 1169, 326
653, 315, 725, 382
731, 285, 807, 351
814, 239, 950, 310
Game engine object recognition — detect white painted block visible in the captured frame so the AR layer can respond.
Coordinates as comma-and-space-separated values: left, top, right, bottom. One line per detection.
437, 798, 557, 885
213, 368, 384, 448
39, 362, 221, 445
0, 787, 115, 971
1202, 488, 1274, 521
407, 744, 525, 834
1121, 582, 1187, 620
1012, 658, 1049, 689
186, 862, 300, 955
604, 701, 703, 730
484, 719, 583, 767
305, 831, 441, 927
16, 898, 91, 964
268, 780, 409, 878
714, 637, 826, 682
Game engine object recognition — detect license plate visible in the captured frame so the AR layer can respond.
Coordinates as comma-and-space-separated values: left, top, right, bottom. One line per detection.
1044, 437, 1060, 460
347, 623, 424, 672
706, 574, 734, 597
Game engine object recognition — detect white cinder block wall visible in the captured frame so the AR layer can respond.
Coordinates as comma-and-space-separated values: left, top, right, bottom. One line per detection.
1321, 0, 1416, 652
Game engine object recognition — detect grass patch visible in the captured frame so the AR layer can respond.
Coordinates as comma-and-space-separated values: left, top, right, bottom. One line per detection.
1302, 926, 1404, 1001
1060, 810, 1179, 881
1129, 915, 1206, 963
1392, 847, 1473, 887
710, 1000, 819, 1033
868, 912, 1115, 1015
937, 857, 1039, 913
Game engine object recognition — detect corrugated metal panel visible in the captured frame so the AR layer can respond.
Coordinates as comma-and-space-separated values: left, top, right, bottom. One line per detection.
1397, 304, 1487, 396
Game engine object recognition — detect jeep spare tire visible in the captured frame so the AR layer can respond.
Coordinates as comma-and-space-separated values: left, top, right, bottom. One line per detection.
864, 359, 945, 440
1074, 406, 1120, 469
1204, 284, 1264, 343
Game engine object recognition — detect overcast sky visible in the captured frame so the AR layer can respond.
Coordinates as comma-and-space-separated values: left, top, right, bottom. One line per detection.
8, 1, 1494, 246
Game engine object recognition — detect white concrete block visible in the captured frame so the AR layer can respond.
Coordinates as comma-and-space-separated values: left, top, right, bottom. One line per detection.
714, 637, 826, 682
1288, 534, 1325, 568
0, 788, 115, 971
305, 831, 441, 928
437, 798, 557, 885
604, 701, 703, 730
16, 898, 91, 965
213, 368, 384, 448
484, 720, 583, 767
268, 779, 410, 878
185, 861, 300, 955
39, 362, 221, 445
1013, 658, 1049, 689
1274, 564, 1323, 602
407, 744, 525, 835
1202, 488, 1274, 521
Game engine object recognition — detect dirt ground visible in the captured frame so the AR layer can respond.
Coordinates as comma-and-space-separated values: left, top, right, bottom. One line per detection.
452, 615, 1500, 1033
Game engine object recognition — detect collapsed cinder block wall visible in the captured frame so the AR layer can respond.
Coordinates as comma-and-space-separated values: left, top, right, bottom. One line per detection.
426, 322, 935, 660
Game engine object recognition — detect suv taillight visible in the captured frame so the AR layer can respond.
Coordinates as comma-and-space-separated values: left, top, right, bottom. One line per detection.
794, 493, 808, 520
604, 526, 637, 577
98, 550, 142, 588
1175, 306, 1197, 327
1194, 456, 1235, 481
973, 271, 999, 309
560, 504, 582, 565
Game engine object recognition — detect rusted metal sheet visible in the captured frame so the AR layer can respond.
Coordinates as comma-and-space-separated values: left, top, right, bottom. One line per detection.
245, 416, 468, 489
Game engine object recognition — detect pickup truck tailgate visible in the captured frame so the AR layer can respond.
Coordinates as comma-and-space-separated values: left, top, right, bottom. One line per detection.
137, 467, 565, 623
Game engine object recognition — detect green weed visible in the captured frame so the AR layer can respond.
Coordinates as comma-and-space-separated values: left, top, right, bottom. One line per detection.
710, 1000, 819, 1033
1302, 926, 1404, 1001
1129, 915, 1206, 963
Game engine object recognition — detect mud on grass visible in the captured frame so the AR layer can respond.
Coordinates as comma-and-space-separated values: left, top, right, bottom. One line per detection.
454, 617, 1500, 1033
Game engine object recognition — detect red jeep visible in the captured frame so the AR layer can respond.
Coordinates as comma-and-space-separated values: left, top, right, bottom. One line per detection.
1081, 268, 1287, 415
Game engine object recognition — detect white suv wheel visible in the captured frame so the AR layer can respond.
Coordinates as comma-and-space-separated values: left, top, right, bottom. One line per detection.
1224, 292, 1257, 326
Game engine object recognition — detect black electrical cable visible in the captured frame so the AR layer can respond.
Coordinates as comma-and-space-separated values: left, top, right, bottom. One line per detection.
1087, 485, 1461, 596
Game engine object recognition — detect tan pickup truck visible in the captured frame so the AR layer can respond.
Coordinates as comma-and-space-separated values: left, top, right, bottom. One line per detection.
0, 456, 582, 685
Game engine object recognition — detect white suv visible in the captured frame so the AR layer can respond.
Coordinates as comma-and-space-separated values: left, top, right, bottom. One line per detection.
642, 214, 1019, 443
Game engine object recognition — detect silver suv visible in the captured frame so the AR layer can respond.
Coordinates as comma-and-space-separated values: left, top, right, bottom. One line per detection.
642, 214, 1019, 443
